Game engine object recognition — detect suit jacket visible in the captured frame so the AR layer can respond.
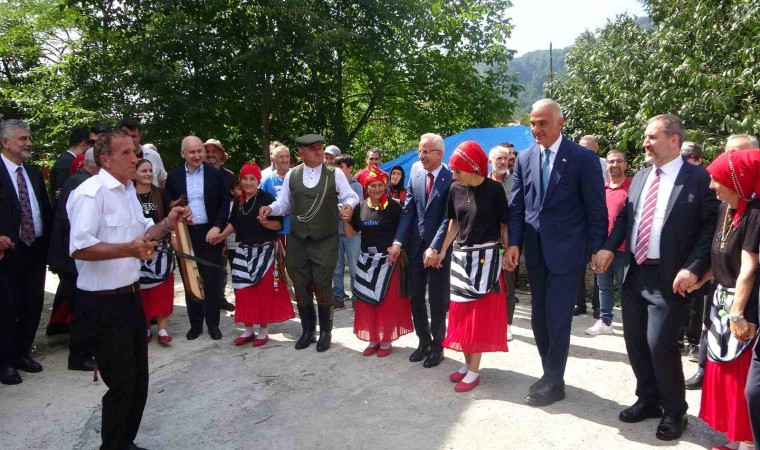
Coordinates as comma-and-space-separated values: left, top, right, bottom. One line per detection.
165, 163, 230, 229
0, 160, 53, 268
393, 164, 453, 259
49, 151, 75, 205
47, 169, 91, 274
508, 137, 608, 274
603, 157, 719, 295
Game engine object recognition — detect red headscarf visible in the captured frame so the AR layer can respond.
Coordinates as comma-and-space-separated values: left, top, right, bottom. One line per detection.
361, 164, 389, 210
238, 161, 262, 205
707, 149, 760, 228
449, 141, 488, 176
70, 154, 85, 174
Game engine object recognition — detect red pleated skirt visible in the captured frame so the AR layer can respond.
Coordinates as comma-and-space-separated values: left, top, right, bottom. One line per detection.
699, 349, 754, 442
140, 272, 175, 323
234, 264, 295, 325
353, 267, 414, 343
443, 275, 508, 353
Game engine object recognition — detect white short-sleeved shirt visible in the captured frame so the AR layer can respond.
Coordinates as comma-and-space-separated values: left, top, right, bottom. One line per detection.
142, 146, 167, 186
67, 169, 154, 291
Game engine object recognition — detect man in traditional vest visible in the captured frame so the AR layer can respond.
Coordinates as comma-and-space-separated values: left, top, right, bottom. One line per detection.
258, 134, 360, 351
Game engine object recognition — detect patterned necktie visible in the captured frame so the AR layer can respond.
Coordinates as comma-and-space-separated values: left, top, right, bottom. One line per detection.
634, 168, 662, 265
16, 167, 36, 246
541, 149, 551, 198
426, 172, 434, 200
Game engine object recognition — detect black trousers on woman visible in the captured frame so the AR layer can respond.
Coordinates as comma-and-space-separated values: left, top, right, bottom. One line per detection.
78, 287, 148, 450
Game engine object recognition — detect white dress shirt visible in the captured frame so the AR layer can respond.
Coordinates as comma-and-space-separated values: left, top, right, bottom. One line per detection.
269, 164, 359, 216
540, 135, 563, 175
67, 169, 154, 291
185, 163, 209, 225
2, 153, 43, 237
631, 156, 684, 260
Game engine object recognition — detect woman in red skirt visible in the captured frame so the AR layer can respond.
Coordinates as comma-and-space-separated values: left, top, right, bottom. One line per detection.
135, 159, 175, 345
214, 162, 294, 347
342, 165, 413, 357
432, 141, 509, 393
689, 150, 760, 450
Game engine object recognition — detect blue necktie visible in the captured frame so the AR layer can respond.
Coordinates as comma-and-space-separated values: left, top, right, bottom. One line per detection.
541, 149, 551, 199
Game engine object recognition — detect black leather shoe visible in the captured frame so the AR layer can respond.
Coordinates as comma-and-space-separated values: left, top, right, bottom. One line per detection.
524, 382, 565, 406
221, 300, 235, 312
208, 327, 223, 340
619, 400, 664, 423
656, 412, 687, 441
685, 367, 704, 390
422, 350, 444, 368
529, 376, 549, 392
16, 356, 42, 373
68, 358, 96, 371
572, 306, 587, 316
45, 322, 71, 336
1, 365, 22, 385
186, 328, 202, 340
127, 442, 149, 450
409, 344, 432, 362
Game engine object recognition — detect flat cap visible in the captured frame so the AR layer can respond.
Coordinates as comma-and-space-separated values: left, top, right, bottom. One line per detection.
324, 145, 341, 156
295, 134, 325, 147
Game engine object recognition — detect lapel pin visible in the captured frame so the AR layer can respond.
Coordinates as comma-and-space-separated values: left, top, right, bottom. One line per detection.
562, 158, 567, 162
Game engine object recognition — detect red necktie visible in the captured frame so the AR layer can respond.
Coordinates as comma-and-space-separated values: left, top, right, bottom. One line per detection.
426, 173, 434, 200
16, 167, 36, 246
634, 168, 661, 265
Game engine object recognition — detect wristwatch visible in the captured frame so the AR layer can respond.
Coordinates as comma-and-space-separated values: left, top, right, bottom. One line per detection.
728, 314, 745, 322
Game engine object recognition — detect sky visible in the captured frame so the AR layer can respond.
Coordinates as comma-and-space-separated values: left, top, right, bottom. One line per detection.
507, 0, 648, 55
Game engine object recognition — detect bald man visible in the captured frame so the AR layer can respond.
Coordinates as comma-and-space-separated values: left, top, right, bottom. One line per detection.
166, 136, 230, 340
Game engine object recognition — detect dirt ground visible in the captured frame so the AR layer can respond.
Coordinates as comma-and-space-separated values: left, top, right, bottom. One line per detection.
0, 271, 723, 450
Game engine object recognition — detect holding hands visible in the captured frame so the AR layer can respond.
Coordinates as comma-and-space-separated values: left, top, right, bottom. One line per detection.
0, 235, 15, 261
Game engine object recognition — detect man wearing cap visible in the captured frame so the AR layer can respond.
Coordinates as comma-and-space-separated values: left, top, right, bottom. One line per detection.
324, 145, 341, 167
258, 134, 360, 352
204, 138, 237, 313
166, 136, 230, 341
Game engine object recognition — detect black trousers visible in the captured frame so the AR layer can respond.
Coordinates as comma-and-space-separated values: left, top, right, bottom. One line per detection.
685, 282, 710, 345
622, 264, 689, 414
409, 244, 450, 351
54, 271, 93, 364
747, 342, 760, 444
504, 269, 517, 325
78, 288, 148, 450
0, 239, 46, 366
185, 225, 225, 331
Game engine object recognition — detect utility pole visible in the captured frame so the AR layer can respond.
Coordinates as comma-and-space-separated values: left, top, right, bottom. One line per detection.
547, 42, 554, 97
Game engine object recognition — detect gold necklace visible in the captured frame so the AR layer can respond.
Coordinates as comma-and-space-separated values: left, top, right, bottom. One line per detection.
240, 192, 258, 216
138, 189, 153, 216
718, 206, 733, 251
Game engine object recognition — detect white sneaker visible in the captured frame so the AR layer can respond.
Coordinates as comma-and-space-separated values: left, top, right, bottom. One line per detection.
585, 319, 613, 336
507, 329, 514, 342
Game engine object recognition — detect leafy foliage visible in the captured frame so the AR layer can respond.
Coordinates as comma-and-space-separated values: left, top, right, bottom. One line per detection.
552, 0, 759, 165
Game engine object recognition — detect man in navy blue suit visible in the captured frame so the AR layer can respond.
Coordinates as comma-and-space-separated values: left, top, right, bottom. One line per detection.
389, 133, 454, 368
507, 99, 608, 406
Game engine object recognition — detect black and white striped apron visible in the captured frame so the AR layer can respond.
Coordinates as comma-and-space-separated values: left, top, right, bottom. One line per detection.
231, 241, 277, 289
139, 243, 175, 289
450, 241, 502, 303
352, 252, 395, 305
705, 284, 758, 362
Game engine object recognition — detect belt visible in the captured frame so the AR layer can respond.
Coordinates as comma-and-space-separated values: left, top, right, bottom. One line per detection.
91, 282, 140, 296
640, 259, 660, 266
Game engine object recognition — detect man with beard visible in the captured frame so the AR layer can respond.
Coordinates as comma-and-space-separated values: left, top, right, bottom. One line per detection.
489, 142, 517, 341
595, 114, 718, 440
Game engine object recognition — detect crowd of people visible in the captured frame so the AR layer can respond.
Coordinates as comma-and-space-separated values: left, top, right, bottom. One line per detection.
0, 98, 759, 450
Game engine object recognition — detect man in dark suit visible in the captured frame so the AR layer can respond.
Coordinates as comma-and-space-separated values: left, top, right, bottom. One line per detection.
0, 119, 53, 385
506, 99, 608, 406
389, 133, 454, 368
595, 114, 719, 441
166, 136, 230, 341
49, 127, 92, 209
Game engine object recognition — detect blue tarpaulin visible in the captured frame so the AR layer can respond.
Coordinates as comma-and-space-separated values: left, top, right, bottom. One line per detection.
380, 125, 535, 180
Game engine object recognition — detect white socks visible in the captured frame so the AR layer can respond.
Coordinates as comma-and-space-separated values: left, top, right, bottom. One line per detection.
146, 329, 152, 337
158, 329, 169, 337
462, 371, 479, 383
457, 363, 470, 375
240, 325, 255, 338
257, 326, 268, 340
